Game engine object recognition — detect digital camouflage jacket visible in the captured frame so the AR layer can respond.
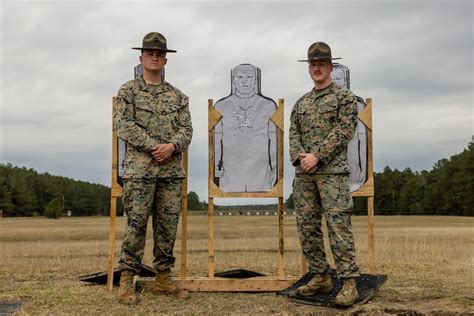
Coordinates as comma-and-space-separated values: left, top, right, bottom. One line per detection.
114, 76, 193, 179
289, 84, 357, 174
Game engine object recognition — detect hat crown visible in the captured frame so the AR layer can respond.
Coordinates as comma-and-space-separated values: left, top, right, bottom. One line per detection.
132, 32, 177, 53
143, 32, 167, 50
297, 41, 340, 62
307, 42, 332, 61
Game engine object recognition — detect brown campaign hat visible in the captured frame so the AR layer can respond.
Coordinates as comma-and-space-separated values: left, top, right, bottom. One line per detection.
132, 32, 177, 53
298, 42, 341, 62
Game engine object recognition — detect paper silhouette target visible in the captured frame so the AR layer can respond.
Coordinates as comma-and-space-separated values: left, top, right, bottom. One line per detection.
331, 63, 368, 192
214, 64, 278, 193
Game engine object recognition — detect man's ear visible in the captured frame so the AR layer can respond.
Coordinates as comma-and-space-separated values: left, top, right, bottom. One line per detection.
164, 58, 168, 66
139, 55, 143, 63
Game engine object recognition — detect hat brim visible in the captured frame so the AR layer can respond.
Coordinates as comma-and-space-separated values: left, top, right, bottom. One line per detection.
132, 47, 177, 53
297, 57, 342, 62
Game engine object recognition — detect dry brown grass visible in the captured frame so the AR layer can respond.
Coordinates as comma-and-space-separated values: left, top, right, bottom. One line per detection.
0, 215, 473, 315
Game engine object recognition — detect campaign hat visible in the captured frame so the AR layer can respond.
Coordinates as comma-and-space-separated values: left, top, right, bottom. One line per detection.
298, 42, 341, 62
132, 32, 177, 53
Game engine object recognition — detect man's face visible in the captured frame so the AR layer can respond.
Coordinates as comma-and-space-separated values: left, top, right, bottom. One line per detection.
308, 60, 333, 86
140, 50, 167, 72
234, 67, 256, 95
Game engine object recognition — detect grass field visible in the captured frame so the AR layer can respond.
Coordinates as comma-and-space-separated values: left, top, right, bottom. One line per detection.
0, 215, 473, 315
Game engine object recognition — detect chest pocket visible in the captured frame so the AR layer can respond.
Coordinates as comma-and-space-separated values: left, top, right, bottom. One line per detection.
157, 99, 182, 136
134, 101, 156, 129
296, 106, 312, 133
318, 98, 339, 127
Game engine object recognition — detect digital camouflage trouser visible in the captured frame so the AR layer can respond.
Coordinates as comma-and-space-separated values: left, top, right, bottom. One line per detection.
119, 178, 182, 273
293, 173, 360, 278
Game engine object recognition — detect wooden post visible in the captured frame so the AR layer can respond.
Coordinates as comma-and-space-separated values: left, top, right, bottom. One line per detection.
368, 196, 375, 273
180, 152, 189, 278
277, 99, 285, 279
107, 197, 116, 290
208, 99, 216, 278
365, 98, 375, 273
107, 97, 118, 291
278, 197, 284, 278
208, 197, 215, 278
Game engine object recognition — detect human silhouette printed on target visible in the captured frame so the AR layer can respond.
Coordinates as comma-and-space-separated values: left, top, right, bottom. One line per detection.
214, 64, 278, 192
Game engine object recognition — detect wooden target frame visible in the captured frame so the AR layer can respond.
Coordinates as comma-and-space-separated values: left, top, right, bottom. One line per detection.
178, 98, 296, 291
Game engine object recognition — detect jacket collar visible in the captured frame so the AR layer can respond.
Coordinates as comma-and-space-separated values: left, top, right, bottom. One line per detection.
312, 83, 334, 99
136, 75, 168, 93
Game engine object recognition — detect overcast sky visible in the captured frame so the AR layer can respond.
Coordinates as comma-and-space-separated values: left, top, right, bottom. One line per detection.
1, 0, 472, 204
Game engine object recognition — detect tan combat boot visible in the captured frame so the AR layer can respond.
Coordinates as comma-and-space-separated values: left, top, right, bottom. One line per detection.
117, 269, 139, 305
296, 273, 333, 296
148, 268, 190, 299
335, 277, 359, 306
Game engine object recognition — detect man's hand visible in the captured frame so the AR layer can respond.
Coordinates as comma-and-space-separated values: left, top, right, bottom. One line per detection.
151, 143, 175, 164
299, 153, 319, 174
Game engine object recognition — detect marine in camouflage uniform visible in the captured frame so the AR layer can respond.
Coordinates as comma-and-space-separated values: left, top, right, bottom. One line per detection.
114, 32, 192, 304
115, 76, 192, 271
289, 42, 359, 306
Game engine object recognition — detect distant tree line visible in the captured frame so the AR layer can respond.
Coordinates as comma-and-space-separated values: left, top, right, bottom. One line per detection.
0, 163, 110, 217
0, 141, 471, 217
367, 141, 473, 216
288, 141, 473, 216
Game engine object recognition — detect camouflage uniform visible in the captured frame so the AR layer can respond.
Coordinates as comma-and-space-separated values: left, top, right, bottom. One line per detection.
114, 75, 192, 272
289, 83, 360, 278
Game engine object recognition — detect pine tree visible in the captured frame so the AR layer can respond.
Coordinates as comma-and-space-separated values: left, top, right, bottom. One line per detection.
44, 197, 63, 219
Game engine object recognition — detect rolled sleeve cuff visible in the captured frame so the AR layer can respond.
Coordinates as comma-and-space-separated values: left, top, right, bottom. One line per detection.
144, 139, 159, 152
169, 139, 182, 153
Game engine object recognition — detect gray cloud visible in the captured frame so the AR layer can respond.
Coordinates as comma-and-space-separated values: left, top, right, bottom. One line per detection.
1, 0, 472, 203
